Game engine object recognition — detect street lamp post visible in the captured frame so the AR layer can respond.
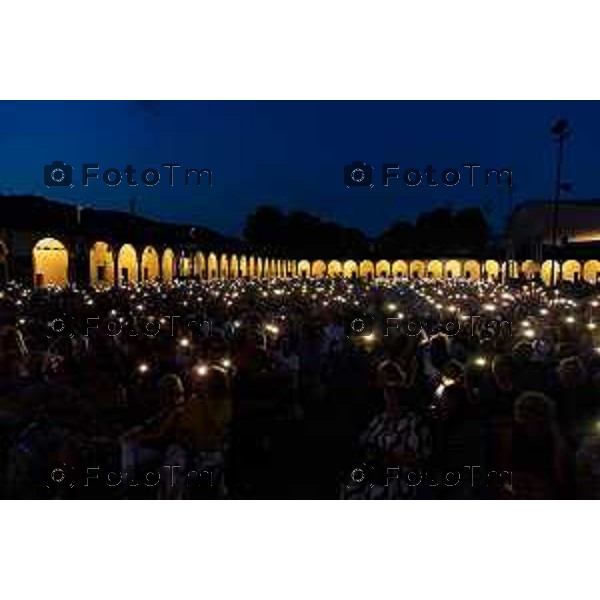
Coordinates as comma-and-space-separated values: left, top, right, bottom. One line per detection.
550, 118, 570, 287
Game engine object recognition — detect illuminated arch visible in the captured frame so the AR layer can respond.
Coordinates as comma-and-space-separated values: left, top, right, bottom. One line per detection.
141, 246, 160, 281
584, 260, 600, 284
445, 260, 461, 278
484, 260, 500, 280
179, 255, 191, 277
520, 260, 540, 280
376, 260, 391, 278
248, 256, 255, 278
328, 260, 342, 277
312, 260, 326, 277
410, 260, 426, 278
463, 260, 481, 280
220, 254, 229, 279
89, 241, 114, 287
290, 261, 297, 277
270, 259, 277, 277
277, 259, 283, 278
391, 260, 408, 277
117, 244, 138, 285
239, 255, 248, 277
503, 261, 520, 279
541, 260, 560, 286
193, 251, 206, 280
359, 260, 375, 278
256, 257, 263, 278
162, 248, 175, 282
33, 237, 68, 287
343, 260, 358, 278
230, 254, 239, 278
208, 253, 218, 279
561, 259, 582, 283
298, 260, 311, 278
427, 260, 443, 279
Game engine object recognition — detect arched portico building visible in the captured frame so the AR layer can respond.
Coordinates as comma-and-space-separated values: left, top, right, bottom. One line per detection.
117, 244, 138, 285
312, 260, 326, 278
327, 260, 342, 277
463, 260, 481, 280
89, 241, 114, 287
376, 260, 391, 278
33, 237, 69, 287
141, 246, 160, 281
410, 260, 426, 279
298, 260, 311, 278
162, 248, 176, 282
359, 260, 375, 279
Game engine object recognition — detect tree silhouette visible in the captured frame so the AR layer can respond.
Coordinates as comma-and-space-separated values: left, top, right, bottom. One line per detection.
453, 208, 489, 252
244, 205, 287, 254
415, 207, 454, 252
377, 221, 415, 256
244, 204, 490, 258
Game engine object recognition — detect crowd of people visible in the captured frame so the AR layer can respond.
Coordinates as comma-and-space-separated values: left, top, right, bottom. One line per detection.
1, 273, 600, 499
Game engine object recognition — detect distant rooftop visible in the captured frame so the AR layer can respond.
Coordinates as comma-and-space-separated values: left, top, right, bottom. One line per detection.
0, 194, 245, 253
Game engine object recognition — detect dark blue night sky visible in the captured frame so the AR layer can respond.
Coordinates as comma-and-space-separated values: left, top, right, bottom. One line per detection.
0, 100, 597, 236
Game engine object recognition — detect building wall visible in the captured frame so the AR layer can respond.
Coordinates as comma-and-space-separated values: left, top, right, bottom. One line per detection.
509, 201, 600, 251
6, 225, 600, 288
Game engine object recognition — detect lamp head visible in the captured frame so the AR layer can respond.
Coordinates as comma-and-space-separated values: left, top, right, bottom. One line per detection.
550, 118, 569, 137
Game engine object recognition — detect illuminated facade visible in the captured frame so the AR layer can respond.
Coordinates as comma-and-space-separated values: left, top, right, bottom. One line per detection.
508, 199, 600, 259
10, 243, 600, 288
4, 196, 600, 288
